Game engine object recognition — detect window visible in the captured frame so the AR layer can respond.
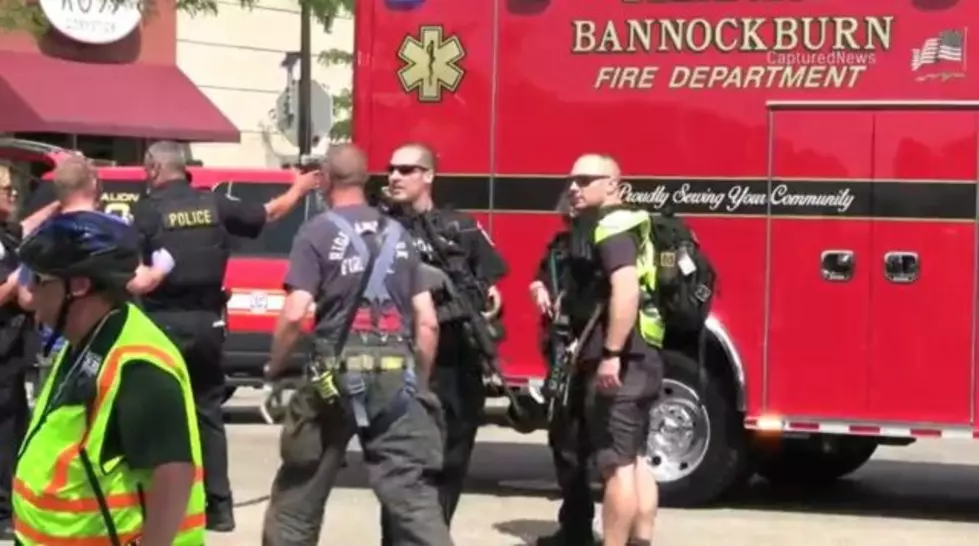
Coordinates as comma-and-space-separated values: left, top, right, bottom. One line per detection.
22, 180, 144, 222
218, 181, 311, 257
99, 181, 143, 223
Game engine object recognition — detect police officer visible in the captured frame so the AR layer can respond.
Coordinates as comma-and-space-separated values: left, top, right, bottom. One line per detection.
261, 144, 452, 546
535, 154, 663, 546
0, 166, 58, 540
382, 142, 509, 536
129, 140, 318, 532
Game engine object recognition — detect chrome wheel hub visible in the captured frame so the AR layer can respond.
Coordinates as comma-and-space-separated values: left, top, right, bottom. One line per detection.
645, 379, 710, 482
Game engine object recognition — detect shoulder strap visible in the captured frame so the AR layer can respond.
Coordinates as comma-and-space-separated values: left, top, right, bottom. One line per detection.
324, 212, 388, 355
363, 220, 405, 302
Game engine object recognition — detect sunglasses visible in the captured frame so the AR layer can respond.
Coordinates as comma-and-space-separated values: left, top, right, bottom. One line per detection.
387, 164, 427, 176
567, 174, 609, 186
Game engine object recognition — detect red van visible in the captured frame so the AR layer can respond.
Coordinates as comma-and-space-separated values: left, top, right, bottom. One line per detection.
3, 138, 311, 400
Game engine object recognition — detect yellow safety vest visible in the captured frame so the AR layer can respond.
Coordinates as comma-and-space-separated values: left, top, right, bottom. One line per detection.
13, 304, 206, 545
594, 208, 665, 348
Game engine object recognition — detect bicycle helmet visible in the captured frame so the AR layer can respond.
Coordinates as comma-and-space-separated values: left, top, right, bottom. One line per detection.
19, 210, 140, 290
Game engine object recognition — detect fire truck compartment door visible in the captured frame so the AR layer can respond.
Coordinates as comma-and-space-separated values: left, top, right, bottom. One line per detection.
764, 110, 873, 418
867, 110, 978, 425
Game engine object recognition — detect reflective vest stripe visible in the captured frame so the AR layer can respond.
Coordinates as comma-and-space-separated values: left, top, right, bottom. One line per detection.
12, 480, 139, 512
14, 512, 206, 545
13, 309, 207, 546
13, 468, 204, 513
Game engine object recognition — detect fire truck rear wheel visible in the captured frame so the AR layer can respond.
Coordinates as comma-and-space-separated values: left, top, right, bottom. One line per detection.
756, 436, 878, 487
647, 350, 748, 507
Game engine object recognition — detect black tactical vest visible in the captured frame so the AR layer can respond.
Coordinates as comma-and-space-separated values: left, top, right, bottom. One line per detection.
564, 214, 606, 328
143, 184, 228, 312
0, 222, 31, 367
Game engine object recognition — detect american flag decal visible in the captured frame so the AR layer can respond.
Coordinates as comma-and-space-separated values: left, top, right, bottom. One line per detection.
912, 29, 965, 70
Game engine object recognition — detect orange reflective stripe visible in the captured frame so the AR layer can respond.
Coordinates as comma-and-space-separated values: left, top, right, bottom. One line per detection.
42, 345, 182, 496
15, 511, 206, 545
18, 468, 204, 514
14, 478, 139, 512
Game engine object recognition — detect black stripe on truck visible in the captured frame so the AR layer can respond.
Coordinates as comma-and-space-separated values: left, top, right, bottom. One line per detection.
371, 175, 978, 220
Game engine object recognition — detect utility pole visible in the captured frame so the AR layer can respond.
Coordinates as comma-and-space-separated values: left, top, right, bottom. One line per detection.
297, 1, 313, 156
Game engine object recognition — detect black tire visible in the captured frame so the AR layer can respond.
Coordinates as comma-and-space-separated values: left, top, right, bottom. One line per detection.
652, 350, 749, 507
757, 436, 878, 487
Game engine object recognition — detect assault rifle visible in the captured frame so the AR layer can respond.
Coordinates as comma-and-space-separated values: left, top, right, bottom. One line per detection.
542, 250, 572, 418
417, 212, 527, 421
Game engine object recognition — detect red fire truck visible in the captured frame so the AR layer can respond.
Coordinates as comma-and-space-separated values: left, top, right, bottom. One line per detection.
352, 0, 977, 504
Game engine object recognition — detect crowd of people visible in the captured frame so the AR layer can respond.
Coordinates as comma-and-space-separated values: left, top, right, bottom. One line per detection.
0, 141, 665, 546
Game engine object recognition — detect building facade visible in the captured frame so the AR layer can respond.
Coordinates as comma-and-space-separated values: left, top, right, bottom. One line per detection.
177, 2, 354, 167
0, 0, 353, 169
0, 0, 240, 164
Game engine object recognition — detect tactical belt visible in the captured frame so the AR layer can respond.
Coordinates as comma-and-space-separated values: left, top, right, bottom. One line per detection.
314, 353, 407, 373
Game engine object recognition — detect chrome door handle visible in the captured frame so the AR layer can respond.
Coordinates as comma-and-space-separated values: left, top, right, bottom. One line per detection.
883, 251, 919, 284
821, 250, 855, 282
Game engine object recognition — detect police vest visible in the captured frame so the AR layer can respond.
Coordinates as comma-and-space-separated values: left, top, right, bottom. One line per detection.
151, 188, 228, 310
594, 208, 665, 348
0, 222, 23, 324
13, 304, 206, 545
316, 212, 416, 429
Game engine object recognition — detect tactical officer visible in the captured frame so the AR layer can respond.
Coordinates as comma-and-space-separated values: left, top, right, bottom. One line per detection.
261, 144, 452, 546
536, 154, 663, 546
129, 140, 318, 532
0, 166, 59, 540
383, 143, 508, 536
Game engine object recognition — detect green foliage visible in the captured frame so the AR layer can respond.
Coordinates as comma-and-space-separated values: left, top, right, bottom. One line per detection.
319, 46, 354, 141
0, 0, 48, 35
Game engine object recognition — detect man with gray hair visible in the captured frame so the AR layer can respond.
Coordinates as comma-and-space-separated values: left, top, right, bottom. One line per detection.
130, 140, 319, 532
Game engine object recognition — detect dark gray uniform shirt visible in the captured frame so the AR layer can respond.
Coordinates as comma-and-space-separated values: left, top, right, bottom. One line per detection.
283, 204, 427, 344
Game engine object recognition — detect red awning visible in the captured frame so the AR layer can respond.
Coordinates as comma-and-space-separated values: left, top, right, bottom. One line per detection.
0, 51, 239, 142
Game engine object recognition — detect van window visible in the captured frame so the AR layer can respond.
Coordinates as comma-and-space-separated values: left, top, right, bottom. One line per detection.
218, 181, 308, 257
23, 179, 143, 222
99, 181, 143, 223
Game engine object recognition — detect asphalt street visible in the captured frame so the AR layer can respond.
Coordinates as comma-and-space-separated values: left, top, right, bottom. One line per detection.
212, 391, 979, 545
7, 391, 979, 545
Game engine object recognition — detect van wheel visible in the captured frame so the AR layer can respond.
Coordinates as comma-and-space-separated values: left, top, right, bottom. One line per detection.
757, 436, 878, 486
648, 350, 748, 507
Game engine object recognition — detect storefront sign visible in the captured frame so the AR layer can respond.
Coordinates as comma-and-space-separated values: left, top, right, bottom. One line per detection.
39, 0, 142, 45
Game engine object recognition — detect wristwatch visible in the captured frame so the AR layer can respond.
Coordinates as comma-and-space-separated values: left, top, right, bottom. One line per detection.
601, 347, 622, 359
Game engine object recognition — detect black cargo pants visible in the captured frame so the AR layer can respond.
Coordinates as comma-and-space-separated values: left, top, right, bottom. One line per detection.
0, 362, 27, 524
150, 310, 233, 513
380, 332, 485, 543
262, 379, 453, 546
547, 370, 595, 540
